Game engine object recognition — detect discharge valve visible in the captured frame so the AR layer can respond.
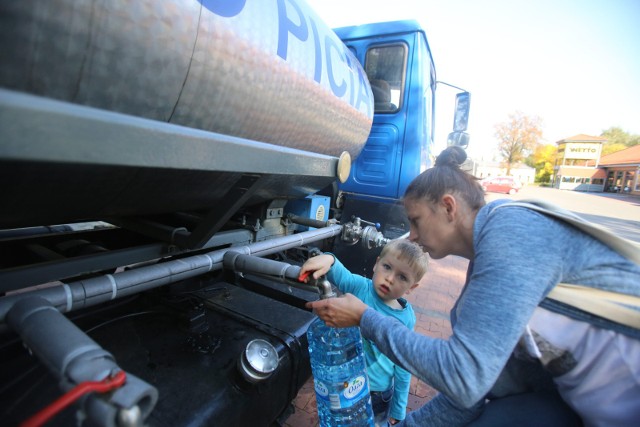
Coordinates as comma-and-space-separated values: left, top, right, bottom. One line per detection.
298, 270, 336, 300
341, 217, 390, 249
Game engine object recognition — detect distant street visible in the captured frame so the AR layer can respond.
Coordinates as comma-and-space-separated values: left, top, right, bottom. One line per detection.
485, 186, 640, 243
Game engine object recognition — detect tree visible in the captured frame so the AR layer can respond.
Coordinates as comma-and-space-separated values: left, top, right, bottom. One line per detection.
526, 144, 557, 183
494, 111, 543, 175
600, 127, 640, 156
601, 126, 640, 147
601, 142, 629, 157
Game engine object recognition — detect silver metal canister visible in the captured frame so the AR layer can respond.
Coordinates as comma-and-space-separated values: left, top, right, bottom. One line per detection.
238, 338, 279, 383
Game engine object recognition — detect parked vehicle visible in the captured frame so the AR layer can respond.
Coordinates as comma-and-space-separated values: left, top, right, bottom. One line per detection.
481, 176, 522, 195
0, 1, 469, 426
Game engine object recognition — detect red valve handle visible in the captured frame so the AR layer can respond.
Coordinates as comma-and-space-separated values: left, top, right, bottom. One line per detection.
298, 271, 311, 282
20, 370, 127, 427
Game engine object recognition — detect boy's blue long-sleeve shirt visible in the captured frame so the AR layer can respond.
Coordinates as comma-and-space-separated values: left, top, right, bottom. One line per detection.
358, 200, 640, 426
326, 256, 415, 421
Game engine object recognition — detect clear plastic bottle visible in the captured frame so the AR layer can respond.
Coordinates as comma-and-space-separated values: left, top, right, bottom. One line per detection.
307, 316, 374, 426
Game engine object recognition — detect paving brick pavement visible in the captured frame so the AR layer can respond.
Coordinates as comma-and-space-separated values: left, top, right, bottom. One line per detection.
284, 255, 469, 427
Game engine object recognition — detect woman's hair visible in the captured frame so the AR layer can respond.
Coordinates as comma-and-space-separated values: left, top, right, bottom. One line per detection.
380, 238, 429, 281
403, 146, 485, 211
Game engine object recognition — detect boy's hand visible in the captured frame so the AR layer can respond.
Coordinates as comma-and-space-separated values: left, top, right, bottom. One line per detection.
389, 417, 399, 425
299, 254, 334, 281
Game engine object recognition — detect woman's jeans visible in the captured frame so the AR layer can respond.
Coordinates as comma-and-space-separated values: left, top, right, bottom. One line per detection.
469, 390, 583, 427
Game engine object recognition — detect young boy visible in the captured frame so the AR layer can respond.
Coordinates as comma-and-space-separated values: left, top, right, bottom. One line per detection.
300, 238, 429, 426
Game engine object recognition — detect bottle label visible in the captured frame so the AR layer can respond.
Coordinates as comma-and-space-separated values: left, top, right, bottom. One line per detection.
315, 375, 369, 410
315, 380, 329, 398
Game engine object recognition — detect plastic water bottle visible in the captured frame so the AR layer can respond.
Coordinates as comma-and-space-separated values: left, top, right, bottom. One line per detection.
307, 316, 374, 426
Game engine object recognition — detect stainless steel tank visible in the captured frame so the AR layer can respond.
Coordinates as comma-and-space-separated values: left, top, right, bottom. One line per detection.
0, 0, 374, 227
0, 0, 373, 157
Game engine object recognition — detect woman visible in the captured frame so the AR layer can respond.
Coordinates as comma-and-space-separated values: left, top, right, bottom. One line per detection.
306, 146, 640, 426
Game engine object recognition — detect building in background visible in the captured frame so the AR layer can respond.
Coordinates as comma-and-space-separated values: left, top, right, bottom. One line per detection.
552, 134, 606, 192
599, 145, 640, 195
552, 134, 640, 195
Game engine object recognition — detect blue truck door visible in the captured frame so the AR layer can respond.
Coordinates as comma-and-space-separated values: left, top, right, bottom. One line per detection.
336, 21, 434, 204
331, 21, 436, 277
339, 38, 413, 200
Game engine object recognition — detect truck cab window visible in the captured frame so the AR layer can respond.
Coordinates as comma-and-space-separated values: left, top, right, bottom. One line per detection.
365, 45, 407, 113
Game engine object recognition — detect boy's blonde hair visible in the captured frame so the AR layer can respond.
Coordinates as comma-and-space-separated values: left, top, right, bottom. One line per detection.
379, 238, 429, 281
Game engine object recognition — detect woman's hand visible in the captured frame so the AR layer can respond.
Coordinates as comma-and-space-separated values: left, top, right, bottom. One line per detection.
305, 293, 368, 327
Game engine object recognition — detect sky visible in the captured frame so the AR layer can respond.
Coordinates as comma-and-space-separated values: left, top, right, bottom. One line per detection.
305, 0, 640, 160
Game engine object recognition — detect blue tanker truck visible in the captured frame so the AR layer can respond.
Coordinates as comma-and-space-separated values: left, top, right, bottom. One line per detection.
0, 1, 469, 425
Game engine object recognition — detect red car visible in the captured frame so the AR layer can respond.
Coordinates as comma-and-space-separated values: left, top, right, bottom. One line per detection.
481, 176, 522, 195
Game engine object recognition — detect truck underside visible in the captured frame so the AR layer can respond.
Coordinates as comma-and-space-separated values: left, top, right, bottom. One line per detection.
0, 88, 355, 426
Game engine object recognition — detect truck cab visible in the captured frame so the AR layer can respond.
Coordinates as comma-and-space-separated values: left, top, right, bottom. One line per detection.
338, 21, 436, 201
331, 21, 436, 275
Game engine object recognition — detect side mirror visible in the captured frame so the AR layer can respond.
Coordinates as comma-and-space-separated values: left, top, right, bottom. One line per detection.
453, 92, 470, 132
447, 131, 469, 149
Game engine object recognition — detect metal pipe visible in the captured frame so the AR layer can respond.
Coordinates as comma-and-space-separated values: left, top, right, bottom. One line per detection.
0, 225, 343, 323
286, 213, 331, 229
316, 279, 337, 299
6, 296, 158, 427
222, 251, 342, 298
0, 225, 73, 238
223, 252, 302, 282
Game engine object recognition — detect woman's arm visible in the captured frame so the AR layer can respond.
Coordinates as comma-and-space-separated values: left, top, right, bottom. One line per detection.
365, 207, 570, 407
310, 206, 572, 409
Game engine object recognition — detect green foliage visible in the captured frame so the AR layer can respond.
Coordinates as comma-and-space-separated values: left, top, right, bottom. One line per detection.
602, 142, 629, 156
527, 144, 557, 183
600, 127, 640, 155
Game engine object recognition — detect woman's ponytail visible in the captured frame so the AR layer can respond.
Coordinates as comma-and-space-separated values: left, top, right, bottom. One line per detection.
404, 146, 484, 211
